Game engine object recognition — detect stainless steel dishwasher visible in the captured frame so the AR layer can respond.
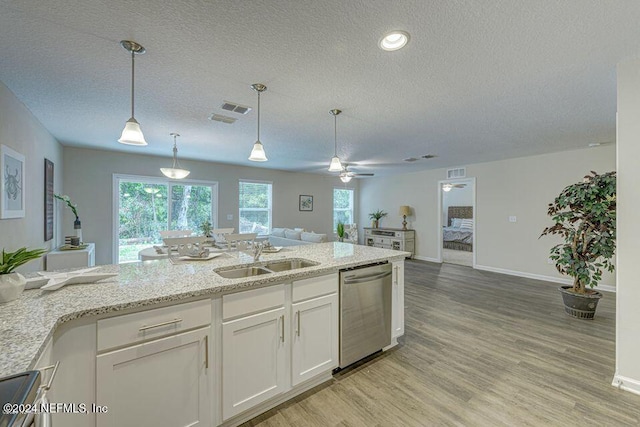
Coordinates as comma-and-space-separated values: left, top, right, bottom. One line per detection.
339, 262, 392, 369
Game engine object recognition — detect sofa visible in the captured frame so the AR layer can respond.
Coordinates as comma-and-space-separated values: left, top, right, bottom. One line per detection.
268, 228, 328, 247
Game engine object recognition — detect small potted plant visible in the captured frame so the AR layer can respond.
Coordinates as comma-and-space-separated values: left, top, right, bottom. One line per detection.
200, 220, 213, 238
0, 247, 47, 303
368, 210, 387, 228
337, 222, 345, 242
540, 171, 616, 319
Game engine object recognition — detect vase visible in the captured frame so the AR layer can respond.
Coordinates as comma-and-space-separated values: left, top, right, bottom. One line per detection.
372, 220, 379, 228
0, 273, 26, 304
74, 218, 83, 243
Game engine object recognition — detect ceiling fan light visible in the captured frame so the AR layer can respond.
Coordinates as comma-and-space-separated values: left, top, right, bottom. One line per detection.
328, 156, 343, 172
118, 118, 147, 146
160, 167, 191, 179
340, 174, 353, 183
442, 184, 453, 192
249, 141, 268, 162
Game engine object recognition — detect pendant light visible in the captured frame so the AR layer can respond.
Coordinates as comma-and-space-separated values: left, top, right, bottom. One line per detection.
249, 83, 268, 161
340, 174, 353, 183
118, 40, 147, 146
328, 109, 343, 171
160, 133, 190, 179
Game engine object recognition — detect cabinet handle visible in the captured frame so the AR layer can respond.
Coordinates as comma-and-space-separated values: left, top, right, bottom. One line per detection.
204, 335, 209, 369
139, 318, 183, 332
394, 266, 399, 286
280, 315, 285, 342
297, 310, 301, 337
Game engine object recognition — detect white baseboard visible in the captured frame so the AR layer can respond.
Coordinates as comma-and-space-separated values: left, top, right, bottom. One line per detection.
413, 255, 440, 263
612, 374, 640, 395
474, 264, 616, 293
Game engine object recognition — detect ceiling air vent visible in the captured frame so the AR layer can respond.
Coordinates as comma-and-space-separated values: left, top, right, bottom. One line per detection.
209, 113, 237, 124
422, 154, 437, 159
221, 101, 252, 115
403, 157, 418, 162
447, 167, 466, 179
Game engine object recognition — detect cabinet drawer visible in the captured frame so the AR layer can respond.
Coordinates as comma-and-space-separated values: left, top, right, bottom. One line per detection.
97, 299, 211, 351
292, 273, 338, 303
223, 284, 285, 320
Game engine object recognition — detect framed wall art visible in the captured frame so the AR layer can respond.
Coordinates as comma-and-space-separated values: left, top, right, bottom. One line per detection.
44, 158, 54, 240
299, 195, 313, 211
1, 145, 26, 219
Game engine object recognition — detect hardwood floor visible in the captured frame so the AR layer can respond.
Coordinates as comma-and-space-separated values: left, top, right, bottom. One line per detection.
243, 260, 640, 426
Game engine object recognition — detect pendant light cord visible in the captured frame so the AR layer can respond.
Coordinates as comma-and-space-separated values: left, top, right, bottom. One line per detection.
130, 50, 135, 118
257, 90, 261, 141
334, 114, 338, 156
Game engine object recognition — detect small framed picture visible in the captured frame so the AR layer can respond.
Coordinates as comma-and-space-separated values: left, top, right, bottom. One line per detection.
1, 145, 26, 219
299, 195, 313, 211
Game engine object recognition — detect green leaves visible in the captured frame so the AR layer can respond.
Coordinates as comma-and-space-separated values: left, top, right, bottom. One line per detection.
337, 222, 345, 238
1, 247, 46, 274
368, 210, 387, 220
540, 171, 616, 293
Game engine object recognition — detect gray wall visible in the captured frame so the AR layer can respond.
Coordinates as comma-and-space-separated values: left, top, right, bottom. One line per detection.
359, 145, 616, 286
442, 183, 474, 225
63, 146, 357, 265
0, 82, 64, 271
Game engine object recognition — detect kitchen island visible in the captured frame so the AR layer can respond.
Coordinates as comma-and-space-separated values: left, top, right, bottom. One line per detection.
0, 242, 407, 427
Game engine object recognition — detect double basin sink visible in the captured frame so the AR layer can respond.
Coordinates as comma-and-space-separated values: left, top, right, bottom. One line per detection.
214, 258, 318, 279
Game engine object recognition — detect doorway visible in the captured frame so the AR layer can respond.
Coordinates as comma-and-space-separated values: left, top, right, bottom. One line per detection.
438, 178, 476, 267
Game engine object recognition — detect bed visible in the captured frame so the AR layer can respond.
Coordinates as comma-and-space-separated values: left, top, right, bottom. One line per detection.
443, 206, 473, 252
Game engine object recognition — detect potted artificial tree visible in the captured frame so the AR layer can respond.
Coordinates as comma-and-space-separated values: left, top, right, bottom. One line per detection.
369, 210, 387, 228
540, 171, 616, 319
0, 247, 47, 303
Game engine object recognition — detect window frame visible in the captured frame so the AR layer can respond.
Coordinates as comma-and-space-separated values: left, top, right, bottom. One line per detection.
238, 179, 273, 236
333, 187, 355, 233
112, 174, 219, 263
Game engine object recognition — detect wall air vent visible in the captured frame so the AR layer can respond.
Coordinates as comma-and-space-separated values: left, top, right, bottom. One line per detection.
447, 167, 466, 179
208, 113, 237, 124
422, 154, 437, 159
221, 101, 252, 115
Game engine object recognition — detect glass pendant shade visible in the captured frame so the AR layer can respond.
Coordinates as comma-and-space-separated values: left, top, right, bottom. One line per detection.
249, 141, 268, 162
161, 133, 190, 179
160, 167, 190, 179
328, 156, 343, 172
249, 83, 268, 162
340, 174, 353, 183
118, 118, 147, 146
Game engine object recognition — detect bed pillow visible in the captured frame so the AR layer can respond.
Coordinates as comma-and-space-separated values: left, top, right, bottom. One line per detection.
300, 232, 327, 243
285, 229, 303, 240
460, 218, 474, 229
271, 228, 286, 237
451, 218, 462, 228
294, 227, 305, 232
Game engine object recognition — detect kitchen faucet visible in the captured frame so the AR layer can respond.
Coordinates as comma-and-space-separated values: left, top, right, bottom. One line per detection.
253, 242, 264, 262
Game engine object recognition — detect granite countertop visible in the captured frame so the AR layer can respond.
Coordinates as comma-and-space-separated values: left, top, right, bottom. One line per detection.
0, 242, 408, 377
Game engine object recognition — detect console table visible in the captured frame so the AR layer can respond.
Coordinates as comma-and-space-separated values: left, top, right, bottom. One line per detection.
364, 228, 414, 258
46, 243, 96, 271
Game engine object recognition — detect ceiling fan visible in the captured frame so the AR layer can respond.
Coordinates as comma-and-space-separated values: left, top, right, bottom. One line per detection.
339, 164, 374, 182
442, 183, 467, 192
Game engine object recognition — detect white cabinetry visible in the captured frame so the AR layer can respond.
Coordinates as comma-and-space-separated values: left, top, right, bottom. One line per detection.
46, 243, 95, 271
96, 328, 212, 427
95, 300, 212, 427
391, 261, 405, 339
222, 285, 288, 420
291, 274, 338, 386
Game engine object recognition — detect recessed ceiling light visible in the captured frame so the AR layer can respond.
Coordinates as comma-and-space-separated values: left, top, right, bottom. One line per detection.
379, 31, 410, 51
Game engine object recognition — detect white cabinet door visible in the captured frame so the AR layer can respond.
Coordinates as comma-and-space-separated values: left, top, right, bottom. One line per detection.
96, 327, 212, 427
392, 261, 405, 338
291, 292, 338, 386
222, 307, 287, 420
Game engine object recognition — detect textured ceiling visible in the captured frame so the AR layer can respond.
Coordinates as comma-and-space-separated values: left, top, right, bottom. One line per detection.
1, 0, 638, 176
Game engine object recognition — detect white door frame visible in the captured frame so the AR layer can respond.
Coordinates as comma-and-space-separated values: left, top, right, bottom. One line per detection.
436, 177, 477, 268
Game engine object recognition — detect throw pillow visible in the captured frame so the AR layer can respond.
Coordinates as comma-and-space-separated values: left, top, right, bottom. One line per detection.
271, 228, 286, 237
460, 218, 474, 229
451, 218, 462, 228
284, 229, 302, 240
301, 232, 327, 243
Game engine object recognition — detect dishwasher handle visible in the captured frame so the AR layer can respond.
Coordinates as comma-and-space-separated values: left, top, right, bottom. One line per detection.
343, 270, 392, 284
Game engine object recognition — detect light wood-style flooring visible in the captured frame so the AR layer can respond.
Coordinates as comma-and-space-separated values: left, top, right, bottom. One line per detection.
243, 260, 640, 426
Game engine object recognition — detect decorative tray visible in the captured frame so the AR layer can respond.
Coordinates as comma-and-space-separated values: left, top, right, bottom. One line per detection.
58, 244, 88, 251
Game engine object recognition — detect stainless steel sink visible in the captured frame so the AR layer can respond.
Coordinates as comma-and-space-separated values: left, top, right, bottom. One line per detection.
215, 258, 319, 278
263, 259, 318, 272
215, 266, 271, 279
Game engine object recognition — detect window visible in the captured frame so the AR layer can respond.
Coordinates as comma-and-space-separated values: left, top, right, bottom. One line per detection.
333, 188, 354, 230
239, 180, 272, 235
114, 175, 217, 263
